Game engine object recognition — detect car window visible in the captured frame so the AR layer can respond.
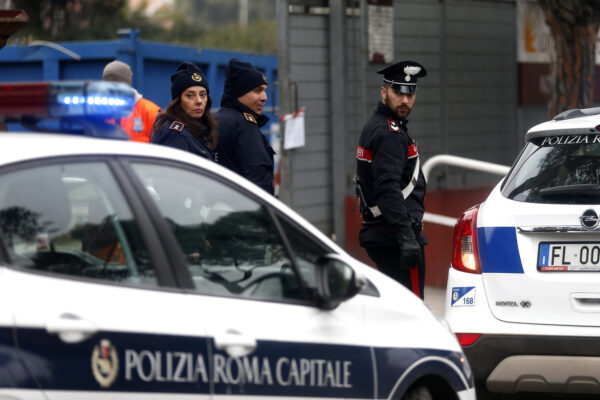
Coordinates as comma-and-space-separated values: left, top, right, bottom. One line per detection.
501, 135, 600, 204
275, 216, 331, 288
0, 162, 156, 286
130, 163, 329, 302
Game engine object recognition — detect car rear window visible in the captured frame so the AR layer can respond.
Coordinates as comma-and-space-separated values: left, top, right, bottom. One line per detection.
501, 134, 600, 204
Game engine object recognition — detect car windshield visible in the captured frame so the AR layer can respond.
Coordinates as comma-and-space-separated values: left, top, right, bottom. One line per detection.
501, 134, 600, 204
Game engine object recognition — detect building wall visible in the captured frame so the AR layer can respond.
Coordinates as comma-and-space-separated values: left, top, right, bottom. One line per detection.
387, 0, 519, 189
284, 11, 336, 234
278, 0, 519, 241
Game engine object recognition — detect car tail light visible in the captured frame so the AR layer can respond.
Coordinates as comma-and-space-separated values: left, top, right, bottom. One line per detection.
451, 204, 481, 274
455, 333, 481, 346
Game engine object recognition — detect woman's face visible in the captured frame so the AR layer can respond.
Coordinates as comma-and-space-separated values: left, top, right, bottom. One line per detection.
180, 86, 208, 119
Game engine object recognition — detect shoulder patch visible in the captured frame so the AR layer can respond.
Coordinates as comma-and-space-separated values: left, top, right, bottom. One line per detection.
386, 118, 401, 133
169, 121, 184, 132
243, 113, 257, 124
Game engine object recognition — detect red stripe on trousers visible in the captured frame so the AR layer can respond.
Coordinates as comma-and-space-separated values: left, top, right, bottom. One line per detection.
410, 266, 421, 298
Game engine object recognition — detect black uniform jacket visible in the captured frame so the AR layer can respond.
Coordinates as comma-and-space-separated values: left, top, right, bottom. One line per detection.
152, 119, 214, 161
356, 102, 427, 247
214, 94, 275, 195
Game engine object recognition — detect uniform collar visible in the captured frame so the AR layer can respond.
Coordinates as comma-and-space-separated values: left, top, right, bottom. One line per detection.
220, 93, 269, 127
377, 101, 409, 129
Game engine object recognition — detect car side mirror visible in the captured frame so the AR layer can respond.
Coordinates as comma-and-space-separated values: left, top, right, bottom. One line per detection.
315, 254, 365, 310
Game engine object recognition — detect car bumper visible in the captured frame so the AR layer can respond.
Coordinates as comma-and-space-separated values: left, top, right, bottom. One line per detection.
463, 334, 600, 398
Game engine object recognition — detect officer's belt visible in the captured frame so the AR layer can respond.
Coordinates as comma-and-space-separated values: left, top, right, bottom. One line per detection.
367, 156, 420, 218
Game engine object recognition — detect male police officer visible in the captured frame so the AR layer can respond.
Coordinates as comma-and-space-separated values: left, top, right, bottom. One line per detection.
215, 59, 274, 195
355, 61, 427, 299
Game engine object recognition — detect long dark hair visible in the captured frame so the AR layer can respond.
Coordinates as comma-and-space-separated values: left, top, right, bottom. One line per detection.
152, 93, 218, 150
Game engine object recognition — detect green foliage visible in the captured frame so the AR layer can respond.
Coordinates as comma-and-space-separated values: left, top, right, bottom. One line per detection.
8, 0, 277, 54
11, 0, 131, 42
197, 20, 276, 54
138, 0, 277, 53
141, 20, 277, 54
174, 0, 275, 26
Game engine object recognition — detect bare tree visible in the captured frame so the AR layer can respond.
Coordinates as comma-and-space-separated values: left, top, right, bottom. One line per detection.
538, 0, 600, 117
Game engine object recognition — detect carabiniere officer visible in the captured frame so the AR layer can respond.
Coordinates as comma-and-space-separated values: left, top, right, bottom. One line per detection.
355, 60, 428, 299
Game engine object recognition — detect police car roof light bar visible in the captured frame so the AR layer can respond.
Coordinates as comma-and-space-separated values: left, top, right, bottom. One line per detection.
0, 82, 49, 117
0, 81, 135, 120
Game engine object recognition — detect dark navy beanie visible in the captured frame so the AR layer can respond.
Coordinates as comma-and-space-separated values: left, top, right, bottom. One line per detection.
170, 61, 210, 100
224, 58, 268, 98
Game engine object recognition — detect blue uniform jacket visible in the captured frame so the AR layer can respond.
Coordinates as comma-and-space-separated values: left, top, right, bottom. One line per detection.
214, 95, 274, 194
151, 119, 214, 161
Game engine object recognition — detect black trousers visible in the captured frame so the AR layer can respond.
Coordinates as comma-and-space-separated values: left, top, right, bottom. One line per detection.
364, 246, 426, 300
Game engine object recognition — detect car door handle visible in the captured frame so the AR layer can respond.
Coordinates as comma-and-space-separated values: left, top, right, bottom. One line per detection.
214, 329, 257, 358
46, 313, 98, 344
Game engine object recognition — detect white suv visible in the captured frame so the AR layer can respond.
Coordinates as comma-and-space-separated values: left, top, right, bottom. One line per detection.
445, 107, 600, 399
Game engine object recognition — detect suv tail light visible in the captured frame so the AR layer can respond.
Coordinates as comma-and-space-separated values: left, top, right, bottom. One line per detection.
451, 204, 481, 274
455, 333, 481, 346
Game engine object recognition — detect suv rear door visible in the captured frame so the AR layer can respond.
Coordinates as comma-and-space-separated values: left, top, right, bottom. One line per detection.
479, 133, 600, 327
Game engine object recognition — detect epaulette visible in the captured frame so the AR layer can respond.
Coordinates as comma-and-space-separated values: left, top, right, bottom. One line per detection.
169, 121, 185, 131
243, 113, 257, 124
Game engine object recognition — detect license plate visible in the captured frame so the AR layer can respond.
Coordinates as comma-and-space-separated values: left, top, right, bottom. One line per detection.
538, 242, 600, 271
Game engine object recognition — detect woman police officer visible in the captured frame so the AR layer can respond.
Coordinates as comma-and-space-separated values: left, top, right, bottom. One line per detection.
151, 61, 218, 160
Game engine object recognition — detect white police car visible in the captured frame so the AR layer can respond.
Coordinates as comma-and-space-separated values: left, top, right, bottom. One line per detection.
0, 81, 474, 400
445, 107, 600, 399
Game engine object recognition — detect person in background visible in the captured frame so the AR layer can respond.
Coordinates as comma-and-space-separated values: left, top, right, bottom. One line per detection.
102, 60, 161, 142
214, 58, 274, 194
150, 61, 218, 160
354, 60, 428, 299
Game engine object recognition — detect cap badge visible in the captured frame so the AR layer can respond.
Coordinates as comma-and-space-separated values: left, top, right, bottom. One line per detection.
192, 72, 202, 82
262, 73, 267, 83
404, 65, 422, 82
91, 339, 119, 388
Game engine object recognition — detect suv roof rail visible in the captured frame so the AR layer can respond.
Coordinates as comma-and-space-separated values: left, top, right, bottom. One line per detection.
553, 107, 600, 121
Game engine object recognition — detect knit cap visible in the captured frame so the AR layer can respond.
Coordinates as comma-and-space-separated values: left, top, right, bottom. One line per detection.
170, 61, 210, 100
223, 58, 267, 98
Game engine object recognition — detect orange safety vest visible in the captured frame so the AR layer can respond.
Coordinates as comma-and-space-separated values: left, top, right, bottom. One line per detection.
120, 98, 161, 143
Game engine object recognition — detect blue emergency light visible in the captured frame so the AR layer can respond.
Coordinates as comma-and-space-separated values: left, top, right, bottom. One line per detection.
0, 81, 136, 139
0, 81, 135, 118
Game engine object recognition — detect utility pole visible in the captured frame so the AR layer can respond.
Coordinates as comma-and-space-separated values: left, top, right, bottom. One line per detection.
239, 0, 248, 27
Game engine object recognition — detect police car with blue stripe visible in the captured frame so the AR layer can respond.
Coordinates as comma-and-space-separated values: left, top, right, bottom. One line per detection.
0, 81, 474, 400
445, 107, 600, 399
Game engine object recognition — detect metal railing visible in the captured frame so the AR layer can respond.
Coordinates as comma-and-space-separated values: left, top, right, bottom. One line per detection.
422, 155, 510, 227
